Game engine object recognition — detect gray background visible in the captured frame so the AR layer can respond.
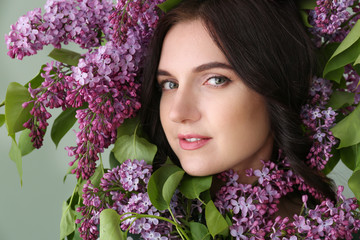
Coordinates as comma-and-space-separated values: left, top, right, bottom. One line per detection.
0, 0, 355, 239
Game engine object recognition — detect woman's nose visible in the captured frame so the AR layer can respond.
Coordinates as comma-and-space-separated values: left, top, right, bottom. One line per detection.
168, 87, 201, 124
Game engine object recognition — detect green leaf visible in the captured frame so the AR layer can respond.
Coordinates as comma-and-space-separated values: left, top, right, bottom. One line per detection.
354, 52, 360, 66
296, 0, 316, 9
189, 222, 211, 240
100, 209, 126, 240
205, 200, 229, 238
18, 129, 35, 156
117, 117, 140, 137
109, 151, 121, 169
48, 48, 82, 66
66, 229, 82, 240
24, 64, 46, 89
5, 82, 33, 138
200, 190, 212, 204
179, 174, 212, 199
162, 169, 185, 206
327, 90, 355, 109
331, 104, 360, 148
51, 107, 78, 148
325, 67, 345, 83
112, 134, 157, 165
299, 10, 312, 28
148, 164, 184, 211
157, 0, 182, 12
9, 139, 23, 186
0, 114, 5, 127
348, 170, 360, 200
324, 20, 360, 82
322, 148, 340, 175
340, 144, 360, 170
60, 201, 76, 240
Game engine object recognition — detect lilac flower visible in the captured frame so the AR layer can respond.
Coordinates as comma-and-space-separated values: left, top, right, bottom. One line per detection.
77, 159, 175, 240
293, 215, 312, 233
253, 167, 270, 184
5, 0, 114, 59
301, 77, 337, 170
130, 218, 151, 234
22, 61, 71, 148
142, 231, 168, 240
309, 0, 353, 35
230, 224, 248, 240
109, 0, 166, 46
65, 40, 144, 179
5, 8, 45, 60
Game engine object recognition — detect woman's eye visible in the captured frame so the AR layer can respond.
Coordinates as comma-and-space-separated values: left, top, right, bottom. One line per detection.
160, 81, 179, 90
205, 76, 230, 87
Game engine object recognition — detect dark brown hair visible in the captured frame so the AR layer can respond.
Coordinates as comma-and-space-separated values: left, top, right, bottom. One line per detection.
140, 0, 336, 200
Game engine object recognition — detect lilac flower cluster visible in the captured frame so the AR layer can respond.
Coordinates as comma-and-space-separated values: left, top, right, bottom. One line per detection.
77, 159, 172, 240
109, 0, 165, 47
22, 61, 71, 148
8, 0, 166, 179
214, 159, 360, 239
310, 0, 353, 35
63, 0, 165, 179
5, 0, 113, 60
308, 0, 360, 45
291, 186, 360, 239
215, 159, 293, 239
301, 76, 337, 170
65, 40, 142, 179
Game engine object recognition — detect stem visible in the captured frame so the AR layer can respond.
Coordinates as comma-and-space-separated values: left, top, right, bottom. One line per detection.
299, 202, 305, 216
197, 198, 206, 206
0, 100, 4, 107
167, 207, 190, 240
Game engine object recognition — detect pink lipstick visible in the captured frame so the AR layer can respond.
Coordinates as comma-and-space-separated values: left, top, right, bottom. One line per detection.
178, 134, 211, 150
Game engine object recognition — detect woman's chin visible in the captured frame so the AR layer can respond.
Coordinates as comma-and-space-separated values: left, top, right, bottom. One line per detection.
180, 161, 219, 177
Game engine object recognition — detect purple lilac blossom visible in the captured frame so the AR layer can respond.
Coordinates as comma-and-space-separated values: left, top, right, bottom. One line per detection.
215, 158, 360, 239
77, 159, 173, 240
22, 61, 71, 148
5, 0, 113, 59
65, 40, 142, 179
109, 0, 165, 47
65, 0, 166, 179
13, 0, 166, 179
308, 0, 360, 45
301, 76, 337, 170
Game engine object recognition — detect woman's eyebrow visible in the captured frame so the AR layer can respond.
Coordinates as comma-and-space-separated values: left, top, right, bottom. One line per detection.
193, 61, 233, 72
157, 69, 171, 77
157, 62, 233, 77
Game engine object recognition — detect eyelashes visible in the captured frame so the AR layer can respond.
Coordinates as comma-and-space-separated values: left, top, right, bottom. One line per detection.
159, 80, 179, 91
157, 75, 231, 92
204, 76, 231, 87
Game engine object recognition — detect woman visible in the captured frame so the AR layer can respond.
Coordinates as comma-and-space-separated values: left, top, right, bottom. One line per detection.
141, 0, 336, 215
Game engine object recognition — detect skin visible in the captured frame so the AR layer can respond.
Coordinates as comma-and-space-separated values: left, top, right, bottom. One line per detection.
157, 20, 274, 183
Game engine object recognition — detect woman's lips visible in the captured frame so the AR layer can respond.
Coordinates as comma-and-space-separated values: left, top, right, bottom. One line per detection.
178, 134, 211, 150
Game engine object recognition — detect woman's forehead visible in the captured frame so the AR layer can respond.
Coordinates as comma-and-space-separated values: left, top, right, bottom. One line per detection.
158, 20, 229, 72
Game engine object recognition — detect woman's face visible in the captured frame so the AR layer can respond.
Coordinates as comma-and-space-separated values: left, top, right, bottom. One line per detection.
157, 20, 273, 178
